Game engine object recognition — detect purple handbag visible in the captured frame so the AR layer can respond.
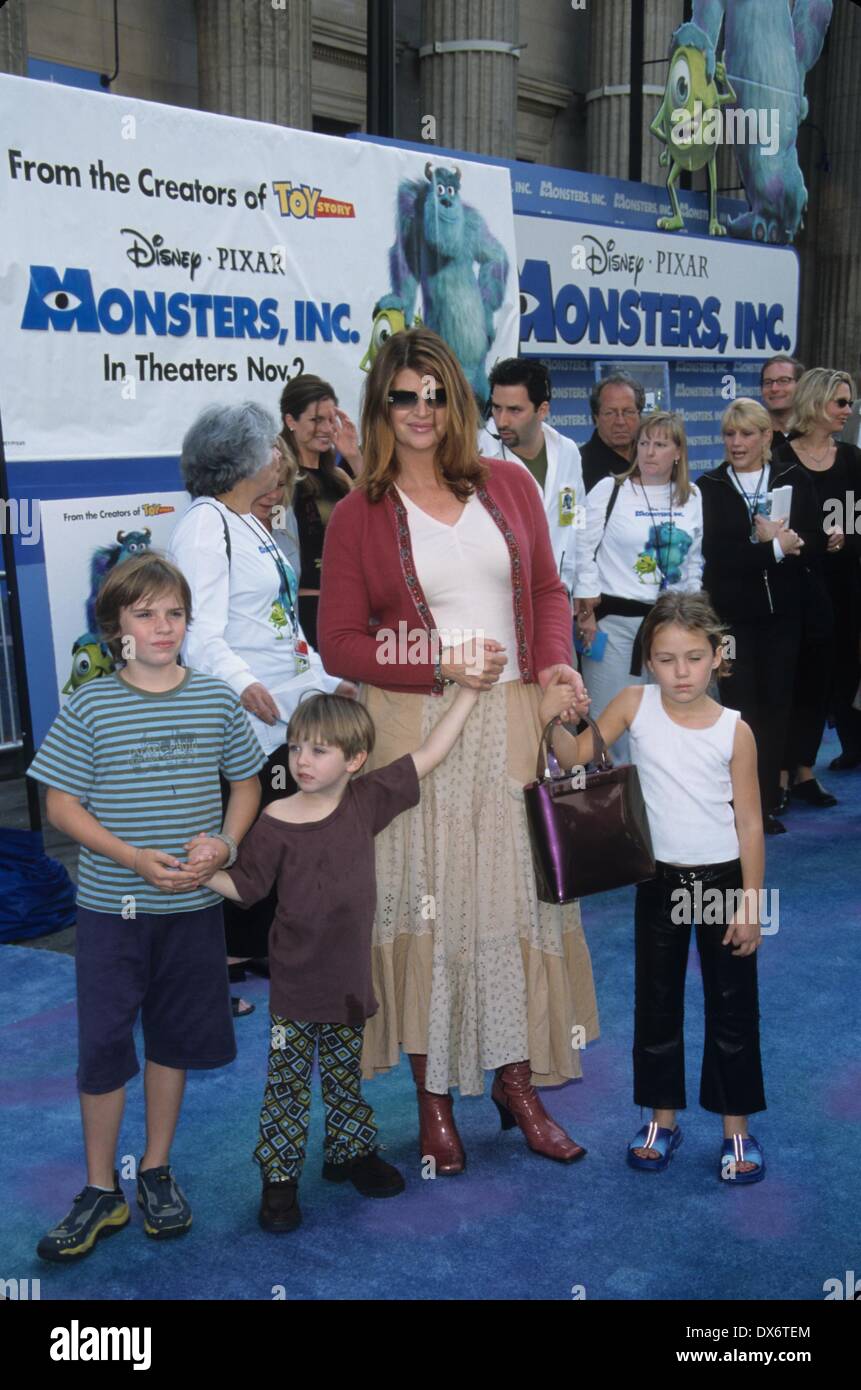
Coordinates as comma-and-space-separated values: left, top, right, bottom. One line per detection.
524, 717, 655, 903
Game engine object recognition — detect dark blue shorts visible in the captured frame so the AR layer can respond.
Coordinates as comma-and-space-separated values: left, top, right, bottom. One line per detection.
75, 904, 237, 1094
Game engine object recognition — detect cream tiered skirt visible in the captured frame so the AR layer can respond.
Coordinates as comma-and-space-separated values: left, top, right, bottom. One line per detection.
360, 679, 599, 1096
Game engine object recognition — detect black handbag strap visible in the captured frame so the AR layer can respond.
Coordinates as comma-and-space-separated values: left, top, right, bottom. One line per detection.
189, 500, 232, 566
536, 715, 613, 782
592, 480, 622, 562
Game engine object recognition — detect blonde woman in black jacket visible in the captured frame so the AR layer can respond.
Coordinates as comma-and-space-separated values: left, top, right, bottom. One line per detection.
699, 398, 824, 833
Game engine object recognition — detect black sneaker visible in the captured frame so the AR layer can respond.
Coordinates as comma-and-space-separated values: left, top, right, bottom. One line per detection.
259, 1178, 302, 1233
37, 1175, 129, 1262
136, 1164, 192, 1239
321, 1148, 406, 1198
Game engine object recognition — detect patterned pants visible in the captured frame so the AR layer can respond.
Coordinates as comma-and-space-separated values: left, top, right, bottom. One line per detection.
254, 1016, 378, 1182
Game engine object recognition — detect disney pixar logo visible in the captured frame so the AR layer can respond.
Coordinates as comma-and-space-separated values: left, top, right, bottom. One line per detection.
271, 181, 355, 220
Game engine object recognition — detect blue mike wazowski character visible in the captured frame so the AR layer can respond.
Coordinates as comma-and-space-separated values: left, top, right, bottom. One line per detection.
387, 163, 509, 406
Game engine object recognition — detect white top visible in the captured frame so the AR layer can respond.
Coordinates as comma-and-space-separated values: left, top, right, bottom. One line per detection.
167, 498, 340, 755
397, 488, 520, 682
629, 684, 740, 865
477, 422, 585, 594
574, 476, 703, 599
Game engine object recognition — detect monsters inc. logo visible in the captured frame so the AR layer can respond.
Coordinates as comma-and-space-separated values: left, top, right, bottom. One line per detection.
21, 265, 282, 340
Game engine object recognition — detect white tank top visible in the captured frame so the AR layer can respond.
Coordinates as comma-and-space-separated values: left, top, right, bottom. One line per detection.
628, 684, 740, 865
397, 489, 520, 682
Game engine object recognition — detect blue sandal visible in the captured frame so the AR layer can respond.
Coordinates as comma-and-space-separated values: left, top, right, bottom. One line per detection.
627, 1122, 682, 1172
719, 1133, 765, 1185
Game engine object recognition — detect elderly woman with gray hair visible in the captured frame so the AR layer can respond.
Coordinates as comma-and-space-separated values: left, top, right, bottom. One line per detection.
168, 402, 354, 1004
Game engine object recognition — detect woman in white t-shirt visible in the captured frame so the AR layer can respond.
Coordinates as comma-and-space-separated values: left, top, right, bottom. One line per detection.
575, 411, 703, 761
168, 403, 354, 1002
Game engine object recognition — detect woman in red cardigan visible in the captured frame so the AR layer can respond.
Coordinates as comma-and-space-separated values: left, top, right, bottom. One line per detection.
318, 328, 598, 1174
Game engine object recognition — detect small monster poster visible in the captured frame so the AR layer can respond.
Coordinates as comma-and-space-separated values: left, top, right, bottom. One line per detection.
39, 493, 190, 708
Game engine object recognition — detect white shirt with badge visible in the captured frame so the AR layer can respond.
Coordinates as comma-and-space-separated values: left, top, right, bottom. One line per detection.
477, 421, 585, 595
168, 498, 341, 756
726, 464, 790, 560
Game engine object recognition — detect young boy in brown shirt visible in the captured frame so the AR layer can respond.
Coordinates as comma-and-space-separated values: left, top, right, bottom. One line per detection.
199, 685, 478, 1232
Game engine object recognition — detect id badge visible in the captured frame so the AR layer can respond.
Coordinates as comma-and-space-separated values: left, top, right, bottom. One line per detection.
558, 485, 576, 527
749, 496, 771, 543
294, 638, 311, 674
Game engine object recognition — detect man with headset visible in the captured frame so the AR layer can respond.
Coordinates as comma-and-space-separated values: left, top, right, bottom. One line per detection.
478, 357, 585, 603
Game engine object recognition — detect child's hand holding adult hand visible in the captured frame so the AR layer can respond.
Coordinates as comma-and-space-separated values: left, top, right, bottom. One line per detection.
538, 669, 584, 725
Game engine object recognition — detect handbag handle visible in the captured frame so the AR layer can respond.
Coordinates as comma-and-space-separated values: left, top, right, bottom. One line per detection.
536, 715, 613, 782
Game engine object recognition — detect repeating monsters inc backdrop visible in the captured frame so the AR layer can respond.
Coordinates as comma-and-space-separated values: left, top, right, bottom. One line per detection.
651, 0, 833, 242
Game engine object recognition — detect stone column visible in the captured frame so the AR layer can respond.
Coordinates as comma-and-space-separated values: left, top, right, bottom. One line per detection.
420, 0, 519, 158
587, 0, 685, 183
0, 0, 28, 76
797, 2, 861, 372
195, 0, 312, 129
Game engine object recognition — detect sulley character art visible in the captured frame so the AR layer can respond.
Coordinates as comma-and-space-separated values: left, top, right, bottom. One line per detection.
387, 164, 509, 405
84, 528, 152, 633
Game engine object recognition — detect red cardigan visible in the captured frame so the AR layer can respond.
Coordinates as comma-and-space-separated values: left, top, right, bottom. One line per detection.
318, 457, 573, 695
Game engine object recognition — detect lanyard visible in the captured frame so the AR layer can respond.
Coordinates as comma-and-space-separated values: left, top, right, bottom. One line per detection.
728, 465, 768, 539
222, 504, 299, 632
637, 481, 675, 590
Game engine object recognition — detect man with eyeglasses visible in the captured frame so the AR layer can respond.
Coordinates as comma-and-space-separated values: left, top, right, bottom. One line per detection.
760, 354, 804, 452
580, 373, 645, 493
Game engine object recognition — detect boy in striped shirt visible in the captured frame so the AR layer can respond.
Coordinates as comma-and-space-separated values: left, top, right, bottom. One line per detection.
29, 554, 265, 1260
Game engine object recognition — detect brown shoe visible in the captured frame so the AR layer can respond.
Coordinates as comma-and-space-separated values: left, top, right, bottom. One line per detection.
491, 1061, 586, 1164
408, 1053, 466, 1176
259, 1179, 302, 1233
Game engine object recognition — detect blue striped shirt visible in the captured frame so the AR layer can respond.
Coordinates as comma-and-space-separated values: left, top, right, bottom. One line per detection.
28, 669, 265, 915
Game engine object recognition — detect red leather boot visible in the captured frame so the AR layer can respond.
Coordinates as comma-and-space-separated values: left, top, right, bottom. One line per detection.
491, 1061, 587, 1163
408, 1053, 466, 1176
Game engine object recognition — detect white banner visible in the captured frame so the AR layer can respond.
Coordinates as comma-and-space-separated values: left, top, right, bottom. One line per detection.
516, 214, 799, 360
0, 75, 519, 461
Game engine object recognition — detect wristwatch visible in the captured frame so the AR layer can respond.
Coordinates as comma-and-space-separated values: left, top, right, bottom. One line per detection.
211, 832, 238, 868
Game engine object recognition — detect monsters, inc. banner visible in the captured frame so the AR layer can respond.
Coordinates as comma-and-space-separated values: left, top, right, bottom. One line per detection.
0, 74, 518, 462
650, 0, 833, 242
0, 72, 518, 743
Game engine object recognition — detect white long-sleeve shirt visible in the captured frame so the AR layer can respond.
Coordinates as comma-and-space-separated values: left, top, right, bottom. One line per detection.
168, 499, 340, 755
574, 476, 704, 600
477, 422, 585, 595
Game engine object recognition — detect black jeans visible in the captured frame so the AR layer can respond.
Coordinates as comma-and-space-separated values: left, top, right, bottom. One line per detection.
633, 861, 766, 1117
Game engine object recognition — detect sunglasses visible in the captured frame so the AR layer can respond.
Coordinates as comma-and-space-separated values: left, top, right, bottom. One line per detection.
387, 389, 447, 409
832, 397, 854, 409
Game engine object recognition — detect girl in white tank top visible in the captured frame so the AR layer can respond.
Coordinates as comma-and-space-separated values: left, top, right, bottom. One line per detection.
538, 591, 768, 1185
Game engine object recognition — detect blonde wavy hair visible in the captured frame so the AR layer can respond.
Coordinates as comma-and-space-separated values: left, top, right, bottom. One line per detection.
614, 410, 693, 505
359, 327, 486, 503
786, 367, 854, 437
721, 397, 773, 468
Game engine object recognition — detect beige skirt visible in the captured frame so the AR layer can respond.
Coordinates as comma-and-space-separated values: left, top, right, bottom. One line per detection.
361, 679, 599, 1096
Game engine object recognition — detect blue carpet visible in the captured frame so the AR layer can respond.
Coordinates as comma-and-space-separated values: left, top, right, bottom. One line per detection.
2, 735, 859, 1301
